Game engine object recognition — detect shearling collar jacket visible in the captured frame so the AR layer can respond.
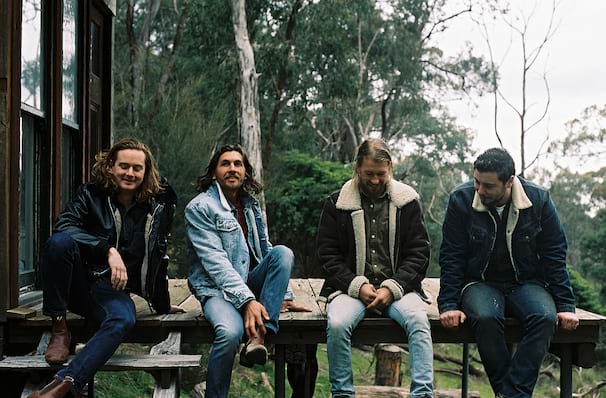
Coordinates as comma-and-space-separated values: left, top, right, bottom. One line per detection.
437, 176, 575, 314
317, 178, 431, 302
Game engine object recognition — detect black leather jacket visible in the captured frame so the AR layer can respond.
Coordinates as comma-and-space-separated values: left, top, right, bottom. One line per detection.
54, 180, 177, 314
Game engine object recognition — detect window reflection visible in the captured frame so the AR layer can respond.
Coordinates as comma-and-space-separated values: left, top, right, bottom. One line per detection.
62, 0, 78, 122
19, 116, 37, 289
21, 0, 43, 110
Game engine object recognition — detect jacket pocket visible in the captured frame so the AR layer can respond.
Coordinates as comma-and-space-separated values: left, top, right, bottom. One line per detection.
216, 218, 239, 232
514, 223, 542, 257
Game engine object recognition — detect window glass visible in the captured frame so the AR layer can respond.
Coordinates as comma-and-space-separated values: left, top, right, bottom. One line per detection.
61, 126, 82, 208
19, 115, 38, 289
62, 0, 78, 122
21, 0, 44, 110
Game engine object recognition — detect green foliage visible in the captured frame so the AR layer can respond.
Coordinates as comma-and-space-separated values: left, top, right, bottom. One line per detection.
265, 151, 352, 276
568, 268, 605, 315
578, 209, 606, 304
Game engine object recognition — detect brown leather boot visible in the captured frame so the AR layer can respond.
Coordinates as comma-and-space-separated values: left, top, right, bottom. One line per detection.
27, 377, 74, 398
44, 316, 71, 365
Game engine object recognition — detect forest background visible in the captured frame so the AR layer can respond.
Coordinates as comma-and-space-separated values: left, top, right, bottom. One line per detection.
110, 0, 606, 395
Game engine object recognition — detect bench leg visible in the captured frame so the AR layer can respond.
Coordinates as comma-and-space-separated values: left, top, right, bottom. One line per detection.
275, 345, 285, 398
88, 378, 95, 398
461, 343, 469, 398
559, 344, 573, 398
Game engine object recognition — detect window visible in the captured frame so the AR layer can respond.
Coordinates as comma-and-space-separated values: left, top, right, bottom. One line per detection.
19, 0, 45, 291
19, 115, 41, 290
62, 0, 78, 123
21, 0, 44, 111
61, 0, 81, 204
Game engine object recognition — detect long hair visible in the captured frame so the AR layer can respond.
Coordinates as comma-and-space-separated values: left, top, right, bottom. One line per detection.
91, 138, 163, 203
353, 138, 393, 182
196, 144, 262, 195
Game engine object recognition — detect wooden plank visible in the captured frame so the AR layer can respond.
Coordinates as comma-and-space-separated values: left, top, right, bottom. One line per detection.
131, 294, 153, 317
179, 294, 202, 314
161, 295, 202, 326
150, 331, 181, 355
6, 307, 37, 319
153, 378, 179, 398
168, 279, 191, 307
0, 354, 201, 371
308, 278, 324, 297
280, 279, 324, 322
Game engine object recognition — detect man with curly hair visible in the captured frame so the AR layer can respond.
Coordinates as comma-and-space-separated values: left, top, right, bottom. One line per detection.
29, 138, 182, 398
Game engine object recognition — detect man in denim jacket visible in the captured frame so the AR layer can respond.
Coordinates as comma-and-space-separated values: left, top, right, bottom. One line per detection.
438, 148, 578, 398
186, 144, 306, 398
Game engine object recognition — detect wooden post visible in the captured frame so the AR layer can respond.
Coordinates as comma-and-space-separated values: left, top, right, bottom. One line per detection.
374, 344, 402, 387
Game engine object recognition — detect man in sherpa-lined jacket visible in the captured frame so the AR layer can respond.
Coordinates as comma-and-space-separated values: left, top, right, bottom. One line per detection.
317, 138, 434, 398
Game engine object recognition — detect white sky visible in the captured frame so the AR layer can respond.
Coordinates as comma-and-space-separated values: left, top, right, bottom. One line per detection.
434, 0, 606, 173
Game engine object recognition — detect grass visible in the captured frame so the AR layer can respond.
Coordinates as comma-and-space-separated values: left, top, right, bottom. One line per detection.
91, 343, 606, 397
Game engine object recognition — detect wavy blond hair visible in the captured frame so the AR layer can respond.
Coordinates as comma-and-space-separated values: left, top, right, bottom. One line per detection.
91, 138, 163, 203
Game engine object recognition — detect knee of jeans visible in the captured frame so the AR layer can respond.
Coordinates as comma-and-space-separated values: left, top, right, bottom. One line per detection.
45, 232, 78, 255
215, 324, 244, 347
473, 311, 504, 327
271, 245, 294, 269
327, 314, 355, 338
528, 311, 557, 330
116, 311, 136, 331
404, 310, 431, 332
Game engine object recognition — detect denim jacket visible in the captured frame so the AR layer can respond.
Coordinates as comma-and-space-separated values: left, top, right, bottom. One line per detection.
438, 176, 575, 314
186, 182, 292, 309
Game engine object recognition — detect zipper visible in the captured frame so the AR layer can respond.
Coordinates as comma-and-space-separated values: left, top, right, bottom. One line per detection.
107, 197, 121, 246
141, 203, 161, 298
480, 211, 497, 280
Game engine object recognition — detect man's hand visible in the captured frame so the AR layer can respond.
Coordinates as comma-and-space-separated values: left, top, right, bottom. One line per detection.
243, 300, 269, 339
366, 287, 393, 314
108, 248, 128, 290
169, 305, 186, 314
281, 300, 313, 313
557, 312, 579, 331
440, 310, 466, 329
359, 283, 377, 306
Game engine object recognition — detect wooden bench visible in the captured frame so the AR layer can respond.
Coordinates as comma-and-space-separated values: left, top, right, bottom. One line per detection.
4, 278, 605, 398
0, 330, 200, 398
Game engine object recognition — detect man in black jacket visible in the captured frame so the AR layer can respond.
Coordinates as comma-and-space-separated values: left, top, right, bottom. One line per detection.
317, 139, 433, 398
29, 138, 182, 398
438, 148, 578, 397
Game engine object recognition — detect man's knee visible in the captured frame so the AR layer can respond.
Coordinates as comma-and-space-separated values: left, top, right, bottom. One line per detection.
115, 309, 137, 331
215, 324, 244, 347
271, 245, 294, 269
469, 310, 504, 328
327, 312, 356, 337
404, 310, 431, 332
527, 310, 557, 332
45, 232, 78, 255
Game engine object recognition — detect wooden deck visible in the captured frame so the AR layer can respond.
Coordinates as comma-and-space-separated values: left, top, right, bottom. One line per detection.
5, 278, 606, 398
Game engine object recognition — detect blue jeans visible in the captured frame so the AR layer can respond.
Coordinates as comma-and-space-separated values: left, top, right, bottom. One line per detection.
461, 282, 557, 398
326, 292, 434, 398
40, 232, 137, 394
203, 245, 293, 398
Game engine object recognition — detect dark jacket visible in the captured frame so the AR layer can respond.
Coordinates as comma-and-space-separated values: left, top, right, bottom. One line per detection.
438, 176, 575, 314
54, 180, 177, 314
317, 179, 431, 302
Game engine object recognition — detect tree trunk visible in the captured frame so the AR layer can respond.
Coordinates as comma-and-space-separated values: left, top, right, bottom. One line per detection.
374, 344, 402, 387
230, 0, 263, 187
